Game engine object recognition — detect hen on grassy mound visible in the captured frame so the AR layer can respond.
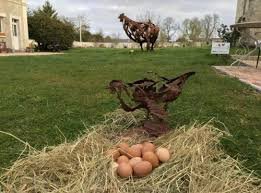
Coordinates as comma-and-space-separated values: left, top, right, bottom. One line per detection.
0, 110, 260, 193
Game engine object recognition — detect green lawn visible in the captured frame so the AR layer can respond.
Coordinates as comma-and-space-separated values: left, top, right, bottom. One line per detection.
0, 48, 260, 176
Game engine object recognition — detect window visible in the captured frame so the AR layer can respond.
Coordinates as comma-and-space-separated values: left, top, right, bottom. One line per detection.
12, 19, 19, 37
0, 17, 3, 33
12, 18, 18, 23
12, 24, 18, 37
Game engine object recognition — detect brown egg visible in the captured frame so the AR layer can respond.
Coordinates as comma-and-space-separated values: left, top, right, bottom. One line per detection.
126, 147, 142, 158
156, 148, 170, 162
133, 161, 153, 177
143, 142, 156, 151
118, 143, 129, 156
106, 149, 121, 161
117, 155, 129, 164
131, 144, 143, 151
142, 152, 159, 168
142, 142, 156, 155
129, 157, 143, 167
117, 162, 133, 178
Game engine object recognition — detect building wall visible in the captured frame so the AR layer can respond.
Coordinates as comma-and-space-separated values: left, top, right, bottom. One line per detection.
236, 0, 261, 42
0, 0, 29, 51
236, 0, 261, 22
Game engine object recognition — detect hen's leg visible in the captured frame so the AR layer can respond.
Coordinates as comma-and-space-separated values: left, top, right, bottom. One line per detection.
146, 41, 150, 51
151, 42, 154, 51
140, 43, 143, 51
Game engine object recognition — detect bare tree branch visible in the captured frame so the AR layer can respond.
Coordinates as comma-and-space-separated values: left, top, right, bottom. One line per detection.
161, 17, 179, 42
201, 14, 220, 44
181, 17, 202, 42
136, 10, 161, 26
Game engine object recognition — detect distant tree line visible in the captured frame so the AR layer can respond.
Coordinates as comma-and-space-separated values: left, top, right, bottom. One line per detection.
72, 18, 117, 43
28, 1, 240, 51
138, 11, 239, 46
138, 11, 220, 44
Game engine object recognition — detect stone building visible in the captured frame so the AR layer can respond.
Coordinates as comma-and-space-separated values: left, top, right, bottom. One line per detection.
236, 0, 261, 23
0, 0, 29, 52
236, 0, 261, 42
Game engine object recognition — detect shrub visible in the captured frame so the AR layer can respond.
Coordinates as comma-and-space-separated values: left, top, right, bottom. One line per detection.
217, 24, 240, 47
28, 1, 75, 51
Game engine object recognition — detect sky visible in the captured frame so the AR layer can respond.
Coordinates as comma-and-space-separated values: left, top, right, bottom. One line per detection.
28, 0, 238, 38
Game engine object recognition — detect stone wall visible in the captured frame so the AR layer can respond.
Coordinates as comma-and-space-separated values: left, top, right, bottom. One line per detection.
236, 0, 261, 42
73, 41, 182, 49
73, 42, 140, 49
236, 0, 261, 22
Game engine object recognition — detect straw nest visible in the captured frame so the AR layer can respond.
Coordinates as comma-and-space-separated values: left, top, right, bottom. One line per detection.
0, 110, 260, 193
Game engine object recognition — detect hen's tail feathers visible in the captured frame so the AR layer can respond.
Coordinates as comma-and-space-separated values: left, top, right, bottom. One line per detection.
167, 71, 196, 88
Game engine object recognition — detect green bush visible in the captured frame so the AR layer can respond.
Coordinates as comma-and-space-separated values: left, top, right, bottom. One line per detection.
28, 1, 75, 51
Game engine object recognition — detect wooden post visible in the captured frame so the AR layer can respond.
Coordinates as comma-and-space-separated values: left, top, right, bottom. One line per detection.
256, 47, 260, 68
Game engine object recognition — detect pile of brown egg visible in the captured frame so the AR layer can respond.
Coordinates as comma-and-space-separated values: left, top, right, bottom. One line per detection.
106, 142, 170, 178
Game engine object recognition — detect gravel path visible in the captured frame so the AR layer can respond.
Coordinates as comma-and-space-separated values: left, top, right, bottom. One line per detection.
214, 65, 261, 92
0, 52, 63, 57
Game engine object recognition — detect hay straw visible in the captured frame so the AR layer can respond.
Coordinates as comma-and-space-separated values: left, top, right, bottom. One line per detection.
0, 110, 260, 193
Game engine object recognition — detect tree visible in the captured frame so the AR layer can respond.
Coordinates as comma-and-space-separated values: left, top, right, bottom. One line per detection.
28, 1, 75, 51
104, 36, 112, 42
90, 30, 104, 42
201, 14, 220, 44
159, 30, 168, 44
68, 15, 93, 42
217, 24, 240, 47
181, 17, 202, 41
36, 0, 58, 19
176, 36, 187, 43
161, 17, 179, 42
136, 11, 161, 26
74, 22, 91, 42
111, 33, 121, 43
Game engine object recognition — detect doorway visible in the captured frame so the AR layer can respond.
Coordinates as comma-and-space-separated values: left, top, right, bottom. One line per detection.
12, 19, 19, 50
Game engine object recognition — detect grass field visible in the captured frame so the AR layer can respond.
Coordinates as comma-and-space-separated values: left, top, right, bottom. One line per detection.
0, 48, 260, 176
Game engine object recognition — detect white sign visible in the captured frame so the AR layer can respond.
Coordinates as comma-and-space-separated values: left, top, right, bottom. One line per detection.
211, 42, 230, 55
